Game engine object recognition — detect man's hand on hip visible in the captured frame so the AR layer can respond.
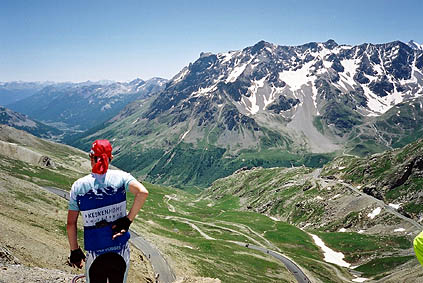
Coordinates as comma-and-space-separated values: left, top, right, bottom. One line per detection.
111, 216, 132, 240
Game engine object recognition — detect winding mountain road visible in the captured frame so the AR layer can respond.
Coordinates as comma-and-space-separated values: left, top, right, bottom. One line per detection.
165, 215, 312, 283
310, 168, 423, 230
232, 241, 312, 283
311, 167, 423, 231
333, 179, 423, 230
43, 186, 176, 283
130, 230, 176, 283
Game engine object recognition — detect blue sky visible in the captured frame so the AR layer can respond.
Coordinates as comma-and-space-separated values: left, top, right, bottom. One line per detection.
1, 0, 422, 82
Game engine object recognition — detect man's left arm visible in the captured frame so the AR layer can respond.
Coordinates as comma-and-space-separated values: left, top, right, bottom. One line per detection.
127, 179, 149, 221
112, 179, 148, 239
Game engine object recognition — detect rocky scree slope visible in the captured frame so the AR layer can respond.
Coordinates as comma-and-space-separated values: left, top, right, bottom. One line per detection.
321, 137, 423, 225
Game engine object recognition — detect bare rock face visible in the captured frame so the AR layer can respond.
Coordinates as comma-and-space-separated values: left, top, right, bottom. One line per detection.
0, 141, 55, 168
0, 246, 19, 265
39, 156, 56, 168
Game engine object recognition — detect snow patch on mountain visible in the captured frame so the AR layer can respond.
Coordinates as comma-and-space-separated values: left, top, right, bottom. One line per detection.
101, 103, 112, 111
219, 52, 235, 64
226, 63, 249, 83
339, 59, 358, 90
245, 77, 267, 114
173, 67, 190, 84
401, 55, 421, 85
408, 40, 423, 51
389, 203, 401, 209
362, 83, 410, 116
279, 60, 316, 92
192, 84, 218, 98
368, 207, 381, 219
310, 233, 351, 268
266, 86, 284, 109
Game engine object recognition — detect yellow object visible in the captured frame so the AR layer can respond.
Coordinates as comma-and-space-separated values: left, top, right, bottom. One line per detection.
413, 231, 423, 266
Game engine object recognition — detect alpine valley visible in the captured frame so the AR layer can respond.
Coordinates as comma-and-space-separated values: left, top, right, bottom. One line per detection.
4, 78, 167, 138
1, 39, 423, 283
0, 106, 63, 139
72, 39, 423, 189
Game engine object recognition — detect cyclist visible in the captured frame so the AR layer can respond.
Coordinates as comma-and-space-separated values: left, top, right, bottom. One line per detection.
67, 139, 148, 283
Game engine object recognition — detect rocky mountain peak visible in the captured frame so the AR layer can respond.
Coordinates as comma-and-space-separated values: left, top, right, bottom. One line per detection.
140, 39, 423, 153
247, 40, 275, 55
129, 78, 145, 86
323, 39, 338, 49
80, 40, 423, 189
408, 40, 423, 50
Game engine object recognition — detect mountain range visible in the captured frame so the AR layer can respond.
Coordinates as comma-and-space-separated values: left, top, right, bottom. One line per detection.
0, 106, 62, 139
5, 78, 167, 136
72, 39, 423, 189
0, 81, 55, 105
1, 39, 423, 282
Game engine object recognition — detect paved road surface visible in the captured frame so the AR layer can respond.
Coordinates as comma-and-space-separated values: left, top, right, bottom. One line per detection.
233, 242, 311, 283
44, 186, 70, 200
130, 230, 176, 283
43, 186, 176, 282
166, 215, 312, 283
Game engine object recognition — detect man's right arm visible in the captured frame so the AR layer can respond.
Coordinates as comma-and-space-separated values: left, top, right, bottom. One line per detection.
67, 210, 85, 268
67, 210, 79, 250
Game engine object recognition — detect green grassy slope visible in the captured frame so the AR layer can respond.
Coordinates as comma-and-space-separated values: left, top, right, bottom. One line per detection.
200, 164, 419, 280
2, 126, 421, 282
129, 182, 354, 282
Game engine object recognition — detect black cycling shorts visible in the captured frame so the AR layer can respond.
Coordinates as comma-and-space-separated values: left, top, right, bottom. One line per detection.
89, 252, 127, 283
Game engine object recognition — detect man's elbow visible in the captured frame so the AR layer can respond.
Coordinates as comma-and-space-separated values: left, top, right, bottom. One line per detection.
134, 187, 148, 203
139, 189, 149, 199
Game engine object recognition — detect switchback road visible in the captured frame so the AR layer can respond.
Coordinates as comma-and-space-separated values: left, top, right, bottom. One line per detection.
232, 241, 312, 283
165, 215, 312, 283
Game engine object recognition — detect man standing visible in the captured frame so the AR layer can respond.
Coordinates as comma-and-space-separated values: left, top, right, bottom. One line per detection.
67, 139, 149, 283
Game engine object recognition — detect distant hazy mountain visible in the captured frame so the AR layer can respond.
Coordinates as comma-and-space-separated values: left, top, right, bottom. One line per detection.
71, 40, 423, 188
0, 81, 56, 106
7, 78, 167, 133
0, 106, 62, 139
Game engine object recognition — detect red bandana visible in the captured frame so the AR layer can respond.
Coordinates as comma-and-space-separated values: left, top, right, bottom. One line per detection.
90, 139, 112, 174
